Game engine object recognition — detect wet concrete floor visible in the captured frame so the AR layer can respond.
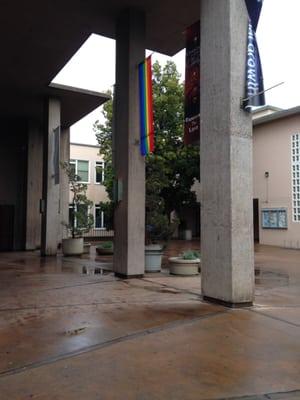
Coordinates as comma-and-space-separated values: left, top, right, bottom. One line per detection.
0, 242, 299, 399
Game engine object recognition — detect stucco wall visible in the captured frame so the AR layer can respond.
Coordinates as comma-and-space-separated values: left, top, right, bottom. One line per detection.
253, 115, 300, 248
70, 144, 108, 205
69, 144, 109, 234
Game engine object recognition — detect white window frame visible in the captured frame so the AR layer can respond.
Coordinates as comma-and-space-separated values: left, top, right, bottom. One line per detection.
69, 159, 90, 184
291, 134, 300, 222
95, 161, 105, 184
94, 205, 105, 230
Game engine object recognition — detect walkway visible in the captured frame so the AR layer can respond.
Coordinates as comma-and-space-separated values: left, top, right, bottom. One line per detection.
0, 243, 299, 399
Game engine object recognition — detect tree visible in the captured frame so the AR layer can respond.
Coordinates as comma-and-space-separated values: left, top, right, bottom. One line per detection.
94, 89, 114, 201
61, 162, 94, 238
94, 90, 115, 230
149, 61, 199, 221
94, 60, 199, 233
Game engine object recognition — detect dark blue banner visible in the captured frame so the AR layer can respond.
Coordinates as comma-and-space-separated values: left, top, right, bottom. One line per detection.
245, 0, 263, 31
243, 0, 265, 110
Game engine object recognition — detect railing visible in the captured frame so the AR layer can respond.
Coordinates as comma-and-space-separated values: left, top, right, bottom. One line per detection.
83, 229, 114, 239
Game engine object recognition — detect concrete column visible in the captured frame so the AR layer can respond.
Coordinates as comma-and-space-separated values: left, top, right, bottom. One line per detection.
41, 98, 61, 256
114, 9, 146, 277
200, 0, 254, 306
26, 121, 43, 250
60, 128, 70, 242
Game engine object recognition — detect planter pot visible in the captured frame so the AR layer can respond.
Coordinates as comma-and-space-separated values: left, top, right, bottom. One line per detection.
83, 243, 91, 254
145, 244, 163, 272
184, 229, 192, 240
168, 257, 200, 276
96, 243, 114, 255
62, 238, 84, 256
179, 229, 192, 240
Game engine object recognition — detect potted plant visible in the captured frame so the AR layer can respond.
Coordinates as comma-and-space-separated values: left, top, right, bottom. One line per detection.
61, 162, 94, 256
145, 189, 178, 272
168, 250, 200, 276
178, 220, 190, 240
96, 241, 114, 255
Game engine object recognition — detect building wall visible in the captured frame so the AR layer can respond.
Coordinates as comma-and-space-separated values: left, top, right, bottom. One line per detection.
253, 115, 300, 248
69, 143, 109, 231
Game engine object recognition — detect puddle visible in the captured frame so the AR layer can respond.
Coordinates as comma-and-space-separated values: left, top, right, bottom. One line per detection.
81, 265, 112, 275
59, 257, 113, 276
255, 268, 289, 288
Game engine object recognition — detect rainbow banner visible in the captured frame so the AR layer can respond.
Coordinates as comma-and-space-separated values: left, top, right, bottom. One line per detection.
138, 56, 154, 156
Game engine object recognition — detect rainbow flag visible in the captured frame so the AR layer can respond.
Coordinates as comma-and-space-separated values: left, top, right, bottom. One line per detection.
138, 56, 154, 156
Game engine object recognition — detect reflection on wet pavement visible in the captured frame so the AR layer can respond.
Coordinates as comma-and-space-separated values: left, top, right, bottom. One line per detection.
0, 243, 299, 400
255, 268, 290, 288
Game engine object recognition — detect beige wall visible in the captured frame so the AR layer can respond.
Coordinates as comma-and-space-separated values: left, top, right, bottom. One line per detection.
70, 144, 109, 230
253, 114, 300, 248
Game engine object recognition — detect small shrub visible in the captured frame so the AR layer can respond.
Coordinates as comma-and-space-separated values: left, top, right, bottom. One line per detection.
182, 250, 200, 260
99, 241, 113, 249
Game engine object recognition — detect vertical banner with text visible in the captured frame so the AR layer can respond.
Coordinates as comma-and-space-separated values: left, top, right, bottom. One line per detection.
243, 0, 265, 110
184, 21, 200, 145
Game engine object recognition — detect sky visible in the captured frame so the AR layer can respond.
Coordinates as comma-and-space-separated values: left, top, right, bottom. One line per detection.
53, 0, 300, 145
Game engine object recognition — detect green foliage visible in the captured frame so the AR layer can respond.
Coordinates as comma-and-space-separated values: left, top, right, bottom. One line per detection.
150, 61, 199, 220
61, 162, 94, 238
181, 250, 200, 260
94, 89, 114, 201
97, 241, 113, 250
98, 201, 114, 231
94, 61, 199, 243
93, 90, 115, 231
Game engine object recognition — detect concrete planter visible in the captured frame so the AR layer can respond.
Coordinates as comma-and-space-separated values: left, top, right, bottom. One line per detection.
145, 244, 163, 273
184, 229, 192, 240
62, 238, 84, 256
179, 229, 192, 240
168, 257, 200, 276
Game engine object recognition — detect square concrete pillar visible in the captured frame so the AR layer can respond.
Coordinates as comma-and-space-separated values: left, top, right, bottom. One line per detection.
113, 9, 146, 277
60, 128, 70, 242
41, 98, 61, 256
26, 121, 43, 250
200, 0, 254, 306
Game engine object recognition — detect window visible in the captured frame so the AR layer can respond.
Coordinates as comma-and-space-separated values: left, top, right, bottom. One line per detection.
69, 204, 89, 228
76, 204, 88, 228
69, 159, 89, 183
95, 161, 105, 184
69, 204, 75, 227
262, 209, 288, 229
95, 205, 105, 229
69, 160, 76, 176
291, 134, 300, 222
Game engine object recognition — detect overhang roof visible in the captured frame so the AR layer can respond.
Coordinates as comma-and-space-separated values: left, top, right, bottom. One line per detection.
48, 84, 110, 129
252, 105, 283, 115
253, 106, 300, 127
1, 0, 199, 123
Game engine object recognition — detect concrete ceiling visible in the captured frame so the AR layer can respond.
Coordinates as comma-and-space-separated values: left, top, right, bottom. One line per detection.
0, 0, 199, 123
48, 84, 110, 129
